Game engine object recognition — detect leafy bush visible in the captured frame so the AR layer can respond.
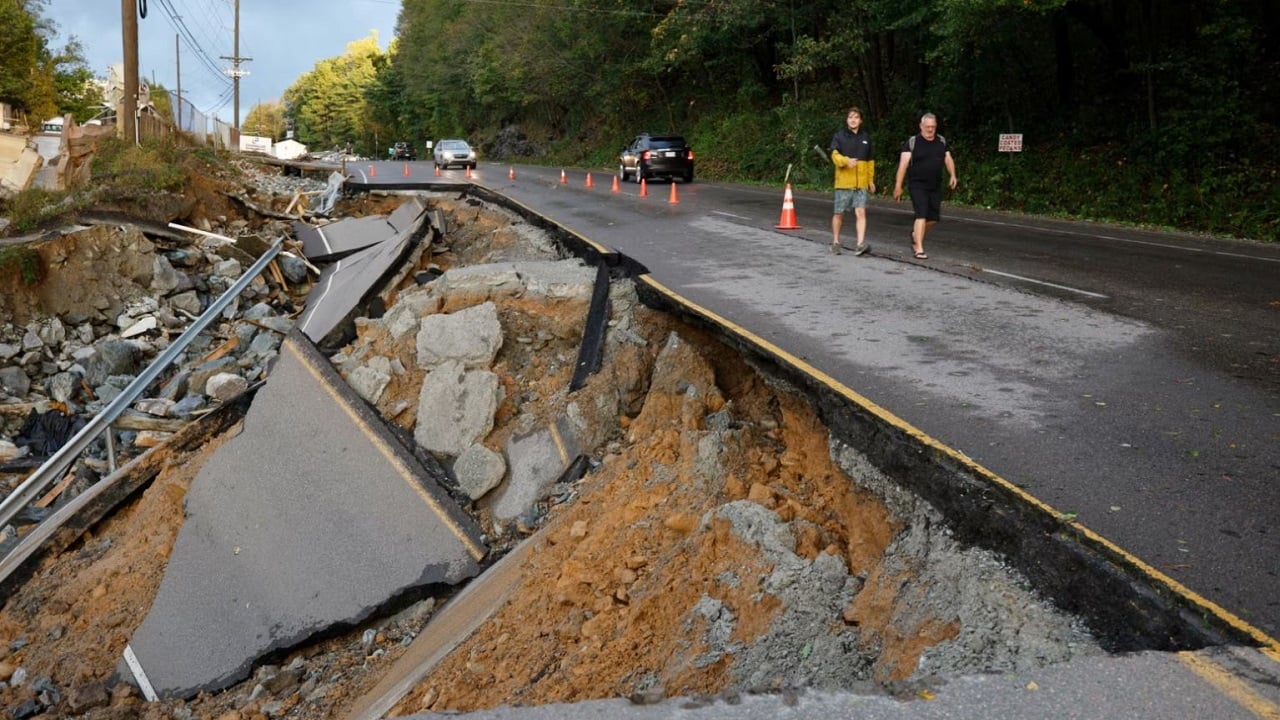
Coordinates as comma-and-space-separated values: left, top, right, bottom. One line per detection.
0, 244, 45, 286
951, 141, 1280, 241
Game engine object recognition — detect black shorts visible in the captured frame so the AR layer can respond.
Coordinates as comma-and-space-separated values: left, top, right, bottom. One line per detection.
909, 183, 942, 221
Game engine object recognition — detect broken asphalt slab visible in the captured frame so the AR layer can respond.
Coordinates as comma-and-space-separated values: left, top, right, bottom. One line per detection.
119, 330, 486, 700
294, 195, 427, 262
297, 202, 428, 346
488, 417, 581, 523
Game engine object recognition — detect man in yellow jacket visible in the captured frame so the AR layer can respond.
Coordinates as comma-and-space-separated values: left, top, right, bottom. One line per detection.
829, 107, 876, 256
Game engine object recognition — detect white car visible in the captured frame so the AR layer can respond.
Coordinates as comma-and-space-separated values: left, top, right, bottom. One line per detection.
433, 139, 476, 170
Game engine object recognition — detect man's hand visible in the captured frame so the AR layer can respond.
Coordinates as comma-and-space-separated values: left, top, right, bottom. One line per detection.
949, 175, 958, 189
869, 182, 877, 194
847, 157, 857, 168
893, 186, 903, 201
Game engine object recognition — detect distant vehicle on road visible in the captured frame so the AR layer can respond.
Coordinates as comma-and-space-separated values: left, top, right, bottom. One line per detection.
434, 139, 476, 170
618, 133, 694, 183
392, 141, 416, 161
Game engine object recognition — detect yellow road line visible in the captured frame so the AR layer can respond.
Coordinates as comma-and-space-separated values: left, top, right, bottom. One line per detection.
1179, 652, 1280, 719
639, 274, 1280, 662
288, 338, 487, 561
548, 420, 570, 465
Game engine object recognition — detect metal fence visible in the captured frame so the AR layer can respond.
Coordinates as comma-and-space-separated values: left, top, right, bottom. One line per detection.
159, 90, 225, 149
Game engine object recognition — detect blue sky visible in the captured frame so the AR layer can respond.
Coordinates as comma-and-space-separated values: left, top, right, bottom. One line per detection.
47, 0, 401, 124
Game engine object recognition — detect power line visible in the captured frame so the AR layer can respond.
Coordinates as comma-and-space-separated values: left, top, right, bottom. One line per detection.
144, 0, 235, 116
181, 0, 235, 69
151, 0, 232, 90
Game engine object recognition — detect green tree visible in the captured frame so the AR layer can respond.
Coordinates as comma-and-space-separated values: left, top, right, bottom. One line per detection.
0, 0, 42, 109
2, 1, 105, 123
244, 100, 286, 140
284, 34, 384, 154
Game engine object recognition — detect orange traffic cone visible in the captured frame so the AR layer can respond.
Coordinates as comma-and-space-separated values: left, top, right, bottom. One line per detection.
775, 184, 801, 229
434, 165, 441, 177
466, 165, 473, 179
586, 172, 594, 189
403, 163, 410, 177
611, 174, 620, 193
668, 181, 679, 205
509, 166, 516, 180
369, 165, 376, 178
640, 178, 648, 197
560, 169, 567, 184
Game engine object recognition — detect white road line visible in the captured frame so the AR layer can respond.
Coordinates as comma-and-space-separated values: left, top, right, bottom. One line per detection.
981, 268, 1110, 299
710, 210, 751, 220
944, 214, 1280, 263
297, 259, 343, 335
779, 192, 1278, 263
123, 644, 159, 701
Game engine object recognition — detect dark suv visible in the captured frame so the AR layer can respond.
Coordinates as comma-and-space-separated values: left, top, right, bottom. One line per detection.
392, 141, 416, 161
618, 133, 694, 183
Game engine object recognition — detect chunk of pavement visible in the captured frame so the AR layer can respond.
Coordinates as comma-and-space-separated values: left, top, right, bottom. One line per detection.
293, 215, 396, 263
347, 355, 393, 404
454, 444, 507, 500
205, 372, 248, 402
413, 359, 500, 457
416, 301, 503, 370
296, 222, 417, 345
488, 417, 579, 522
434, 260, 595, 306
119, 331, 485, 700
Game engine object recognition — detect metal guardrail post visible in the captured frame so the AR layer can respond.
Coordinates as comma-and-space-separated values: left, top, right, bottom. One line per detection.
0, 234, 284, 530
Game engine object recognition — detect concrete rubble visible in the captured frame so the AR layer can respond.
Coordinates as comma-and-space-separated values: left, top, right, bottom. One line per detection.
0, 133, 42, 200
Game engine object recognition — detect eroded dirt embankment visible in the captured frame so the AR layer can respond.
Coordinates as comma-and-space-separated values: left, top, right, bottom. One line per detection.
0, 184, 1096, 720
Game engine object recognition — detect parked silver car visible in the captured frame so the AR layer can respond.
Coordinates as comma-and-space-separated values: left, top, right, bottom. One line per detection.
433, 139, 477, 170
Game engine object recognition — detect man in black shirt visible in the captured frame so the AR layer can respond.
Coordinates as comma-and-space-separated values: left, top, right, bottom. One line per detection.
893, 113, 957, 259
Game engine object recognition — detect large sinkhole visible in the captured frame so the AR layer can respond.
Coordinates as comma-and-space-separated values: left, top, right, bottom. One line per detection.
0, 188, 1242, 720
326, 193, 1107, 714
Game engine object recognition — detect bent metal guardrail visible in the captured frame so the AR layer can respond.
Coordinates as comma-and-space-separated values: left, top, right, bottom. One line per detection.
0, 228, 283, 532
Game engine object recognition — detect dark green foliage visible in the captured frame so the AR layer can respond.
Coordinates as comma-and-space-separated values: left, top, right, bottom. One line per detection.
0, 245, 45, 286
352, 0, 1278, 241
0, 187, 74, 235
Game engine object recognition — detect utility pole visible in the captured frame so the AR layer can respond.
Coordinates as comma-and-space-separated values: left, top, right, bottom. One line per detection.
220, 0, 252, 147
121, 0, 138, 142
175, 33, 182, 132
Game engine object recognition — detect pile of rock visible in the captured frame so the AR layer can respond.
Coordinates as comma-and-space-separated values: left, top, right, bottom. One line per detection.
0, 224, 310, 492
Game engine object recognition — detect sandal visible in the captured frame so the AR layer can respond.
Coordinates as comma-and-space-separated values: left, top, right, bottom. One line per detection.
913, 251, 929, 259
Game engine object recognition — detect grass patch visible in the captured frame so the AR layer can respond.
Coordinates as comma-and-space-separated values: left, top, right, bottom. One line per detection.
91, 136, 187, 194
0, 244, 45, 286
0, 187, 79, 235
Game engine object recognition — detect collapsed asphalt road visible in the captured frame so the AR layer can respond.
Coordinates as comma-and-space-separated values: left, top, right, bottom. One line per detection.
0, 158, 1277, 719
466, 162, 1280, 641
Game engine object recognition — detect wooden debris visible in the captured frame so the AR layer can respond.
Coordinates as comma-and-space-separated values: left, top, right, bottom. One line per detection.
33, 471, 77, 509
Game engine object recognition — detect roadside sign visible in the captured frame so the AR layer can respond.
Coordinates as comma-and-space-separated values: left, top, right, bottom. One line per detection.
998, 133, 1023, 152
